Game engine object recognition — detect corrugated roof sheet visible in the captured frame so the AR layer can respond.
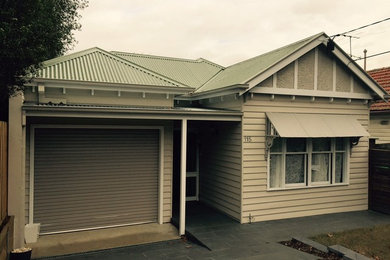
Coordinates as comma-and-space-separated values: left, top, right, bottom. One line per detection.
111, 51, 223, 89
368, 67, 390, 111
195, 32, 324, 93
37, 47, 183, 87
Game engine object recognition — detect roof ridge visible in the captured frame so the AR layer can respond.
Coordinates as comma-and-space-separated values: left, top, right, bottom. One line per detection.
40, 47, 186, 87
111, 51, 203, 64
367, 67, 390, 74
241, 32, 326, 84
196, 58, 225, 69
194, 68, 226, 92
110, 52, 196, 88
225, 32, 325, 69
42, 47, 103, 67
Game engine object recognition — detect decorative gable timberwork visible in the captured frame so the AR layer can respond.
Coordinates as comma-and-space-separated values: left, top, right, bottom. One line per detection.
252, 46, 370, 99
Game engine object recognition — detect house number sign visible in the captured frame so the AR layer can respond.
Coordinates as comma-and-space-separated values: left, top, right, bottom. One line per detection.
244, 136, 253, 142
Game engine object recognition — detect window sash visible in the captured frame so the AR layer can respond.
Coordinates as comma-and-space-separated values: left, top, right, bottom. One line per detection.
269, 138, 349, 189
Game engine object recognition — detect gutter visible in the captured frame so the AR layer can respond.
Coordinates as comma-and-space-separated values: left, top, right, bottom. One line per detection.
176, 84, 249, 100
27, 78, 194, 95
22, 104, 243, 121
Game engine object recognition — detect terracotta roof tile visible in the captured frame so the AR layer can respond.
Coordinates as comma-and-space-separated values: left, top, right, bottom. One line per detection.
368, 67, 390, 111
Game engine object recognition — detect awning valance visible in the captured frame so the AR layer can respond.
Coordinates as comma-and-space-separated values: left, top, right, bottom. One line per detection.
266, 112, 369, 138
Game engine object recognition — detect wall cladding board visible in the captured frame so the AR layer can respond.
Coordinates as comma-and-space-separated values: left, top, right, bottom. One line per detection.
241, 95, 369, 223
199, 122, 242, 221
369, 114, 390, 144
298, 50, 315, 90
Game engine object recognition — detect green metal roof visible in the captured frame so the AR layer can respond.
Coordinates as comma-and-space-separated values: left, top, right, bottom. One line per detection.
36, 32, 330, 95
112, 51, 223, 88
37, 47, 183, 88
195, 32, 324, 93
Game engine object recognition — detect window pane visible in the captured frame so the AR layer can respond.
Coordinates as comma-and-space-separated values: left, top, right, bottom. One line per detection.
311, 153, 330, 182
336, 138, 345, 151
335, 152, 345, 183
285, 154, 305, 184
286, 138, 306, 152
313, 138, 331, 152
270, 138, 282, 152
270, 154, 283, 188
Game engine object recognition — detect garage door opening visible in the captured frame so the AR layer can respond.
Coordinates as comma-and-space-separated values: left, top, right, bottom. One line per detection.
32, 127, 160, 234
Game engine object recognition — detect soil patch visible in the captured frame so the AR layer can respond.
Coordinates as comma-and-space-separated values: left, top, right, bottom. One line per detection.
280, 240, 342, 260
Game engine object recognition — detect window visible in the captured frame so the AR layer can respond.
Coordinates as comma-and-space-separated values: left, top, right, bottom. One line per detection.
269, 138, 349, 189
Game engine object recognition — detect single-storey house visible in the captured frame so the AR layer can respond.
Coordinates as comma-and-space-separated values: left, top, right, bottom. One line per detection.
368, 67, 390, 144
8, 32, 388, 248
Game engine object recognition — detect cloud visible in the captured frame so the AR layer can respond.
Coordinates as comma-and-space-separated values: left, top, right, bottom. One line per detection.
72, 0, 390, 69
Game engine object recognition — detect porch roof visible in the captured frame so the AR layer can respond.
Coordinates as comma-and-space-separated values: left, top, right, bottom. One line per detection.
22, 103, 242, 121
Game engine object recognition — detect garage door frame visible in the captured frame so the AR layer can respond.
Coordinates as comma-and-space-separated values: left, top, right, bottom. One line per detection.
28, 124, 165, 233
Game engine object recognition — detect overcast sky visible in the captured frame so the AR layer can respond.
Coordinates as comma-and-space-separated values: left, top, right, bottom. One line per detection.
71, 0, 390, 70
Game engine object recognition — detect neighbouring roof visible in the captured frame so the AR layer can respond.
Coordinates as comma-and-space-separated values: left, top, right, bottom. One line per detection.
194, 32, 324, 93
368, 67, 390, 111
37, 47, 184, 88
112, 51, 223, 89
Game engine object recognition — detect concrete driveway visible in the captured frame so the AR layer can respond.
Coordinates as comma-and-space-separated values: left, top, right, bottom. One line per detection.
37, 206, 390, 260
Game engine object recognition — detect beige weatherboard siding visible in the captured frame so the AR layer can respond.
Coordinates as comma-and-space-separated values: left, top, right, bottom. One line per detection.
199, 122, 242, 221
241, 95, 370, 223
369, 114, 390, 144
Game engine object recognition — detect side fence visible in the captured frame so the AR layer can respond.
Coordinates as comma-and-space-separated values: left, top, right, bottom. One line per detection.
0, 121, 13, 260
369, 141, 390, 214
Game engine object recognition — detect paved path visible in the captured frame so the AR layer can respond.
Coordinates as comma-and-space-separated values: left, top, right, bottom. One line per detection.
38, 207, 390, 260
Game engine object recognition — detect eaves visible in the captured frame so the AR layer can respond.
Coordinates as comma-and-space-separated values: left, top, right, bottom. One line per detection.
27, 78, 194, 95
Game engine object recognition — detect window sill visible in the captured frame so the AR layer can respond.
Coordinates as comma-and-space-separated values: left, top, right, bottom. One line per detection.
267, 183, 349, 192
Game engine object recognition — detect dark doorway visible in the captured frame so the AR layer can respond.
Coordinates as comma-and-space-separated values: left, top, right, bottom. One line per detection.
172, 123, 200, 220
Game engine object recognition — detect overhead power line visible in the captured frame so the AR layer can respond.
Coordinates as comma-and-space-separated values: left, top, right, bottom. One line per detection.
353, 50, 390, 61
331, 17, 390, 37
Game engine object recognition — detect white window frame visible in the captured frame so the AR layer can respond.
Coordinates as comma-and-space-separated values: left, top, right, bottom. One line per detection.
284, 138, 307, 188
267, 137, 350, 190
310, 139, 332, 186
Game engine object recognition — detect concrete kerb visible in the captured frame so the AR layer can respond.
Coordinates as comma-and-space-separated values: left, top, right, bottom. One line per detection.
293, 236, 371, 260
329, 245, 371, 260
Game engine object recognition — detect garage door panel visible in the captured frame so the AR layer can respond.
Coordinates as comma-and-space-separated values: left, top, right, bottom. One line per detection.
33, 128, 159, 234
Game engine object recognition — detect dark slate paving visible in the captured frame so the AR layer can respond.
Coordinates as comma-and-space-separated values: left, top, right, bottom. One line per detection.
38, 204, 390, 260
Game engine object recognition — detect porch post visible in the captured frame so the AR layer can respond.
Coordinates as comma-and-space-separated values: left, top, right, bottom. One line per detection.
180, 119, 187, 235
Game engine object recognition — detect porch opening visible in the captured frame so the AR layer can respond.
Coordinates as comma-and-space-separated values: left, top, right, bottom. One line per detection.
172, 120, 242, 233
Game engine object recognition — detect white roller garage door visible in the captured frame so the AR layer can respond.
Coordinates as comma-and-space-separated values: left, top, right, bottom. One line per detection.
33, 128, 159, 234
